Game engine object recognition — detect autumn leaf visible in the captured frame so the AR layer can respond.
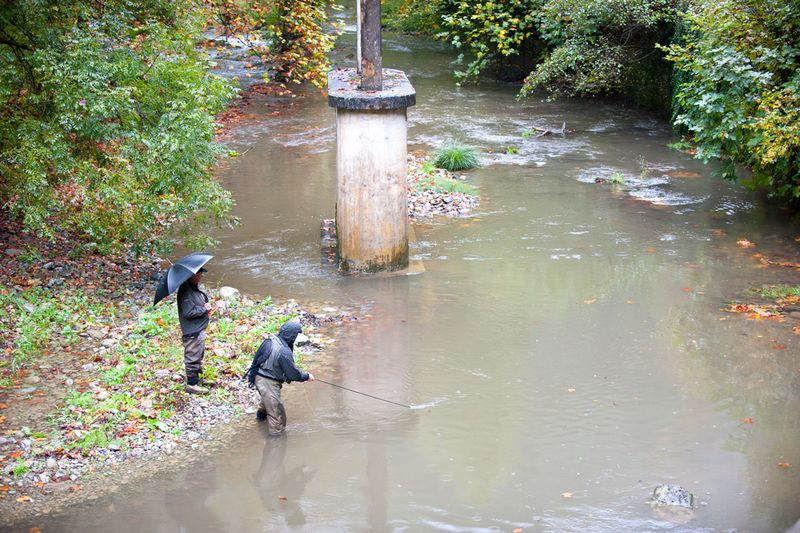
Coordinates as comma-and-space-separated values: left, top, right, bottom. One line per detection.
69, 485, 82, 492
513, 529, 523, 533
778, 462, 792, 469
10, 450, 23, 459
742, 417, 754, 424
583, 299, 596, 305
682, 287, 692, 293
736, 239, 756, 248
16, 495, 31, 503
0, 485, 9, 492
27, 527, 42, 533
278, 495, 288, 501
0, 416, 6, 424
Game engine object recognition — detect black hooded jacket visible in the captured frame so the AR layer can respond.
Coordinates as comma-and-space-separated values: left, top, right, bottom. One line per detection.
247, 322, 309, 384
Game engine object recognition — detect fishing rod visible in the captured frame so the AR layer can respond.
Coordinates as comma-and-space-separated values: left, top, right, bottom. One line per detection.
315, 378, 411, 409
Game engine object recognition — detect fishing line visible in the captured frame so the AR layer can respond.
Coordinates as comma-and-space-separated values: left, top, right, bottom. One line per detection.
315, 378, 411, 409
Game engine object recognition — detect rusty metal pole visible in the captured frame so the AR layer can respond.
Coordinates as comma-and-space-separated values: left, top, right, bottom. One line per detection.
359, 0, 382, 90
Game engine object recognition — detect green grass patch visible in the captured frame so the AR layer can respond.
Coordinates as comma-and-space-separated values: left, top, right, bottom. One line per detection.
607, 172, 627, 185
0, 286, 115, 373
433, 143, 479, 171
418, 174, 478, 196
11, 460, 30, 476
751, 285, 800, 300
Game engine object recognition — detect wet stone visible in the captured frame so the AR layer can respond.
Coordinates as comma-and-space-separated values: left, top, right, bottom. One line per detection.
219, 286, 240, 299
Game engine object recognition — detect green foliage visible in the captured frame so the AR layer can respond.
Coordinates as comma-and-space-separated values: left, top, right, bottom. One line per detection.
436, 0, 543, 82
433, 143, 479, 171
102, 364, 134, 385
206, 0, 339, 88
663, 0, 800, 201
137, 304, 178, 337
11, 460, 29, 476
607, 172, 627, 185
0, 0, 238, 256
382, 0, 444, 34
69, 427, 111, 452
521, 0, 676, 98
0, 287, 113, 372
263, 0, 339, 88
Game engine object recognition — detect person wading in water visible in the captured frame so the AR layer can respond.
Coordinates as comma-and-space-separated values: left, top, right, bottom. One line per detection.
245, 322, 315, 435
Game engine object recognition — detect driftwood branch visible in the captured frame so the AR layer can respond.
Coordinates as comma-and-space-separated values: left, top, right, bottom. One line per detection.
528, 122, 567, 137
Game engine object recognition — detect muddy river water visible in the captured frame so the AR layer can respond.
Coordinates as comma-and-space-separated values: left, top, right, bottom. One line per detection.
35, 13, 800, 533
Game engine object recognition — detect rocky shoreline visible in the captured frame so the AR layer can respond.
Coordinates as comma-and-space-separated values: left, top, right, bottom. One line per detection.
0, 209, 360, 526
0, 283, 356, 527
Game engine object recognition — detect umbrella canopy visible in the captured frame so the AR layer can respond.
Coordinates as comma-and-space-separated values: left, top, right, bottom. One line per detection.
153, 253, 213, 306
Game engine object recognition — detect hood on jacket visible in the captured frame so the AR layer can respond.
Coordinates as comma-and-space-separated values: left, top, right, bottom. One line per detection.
277, 321, 302, 349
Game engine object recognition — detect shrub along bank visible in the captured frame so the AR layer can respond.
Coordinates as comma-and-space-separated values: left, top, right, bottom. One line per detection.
384, 0, 800, 206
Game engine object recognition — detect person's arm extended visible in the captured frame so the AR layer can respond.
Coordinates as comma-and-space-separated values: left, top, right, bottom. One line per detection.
279, 352, 312, 382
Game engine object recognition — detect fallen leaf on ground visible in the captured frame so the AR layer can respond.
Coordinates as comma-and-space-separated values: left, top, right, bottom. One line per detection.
16, 495, 31, 503
778, 462, 792, 469
742, 418, 754, 424
682, 287, 692, 293
583, 299, 596, 305
793, 325, 800, 335
27, 527, 42, 533
10, 450, 23, 459
278, 496, 288, 501
567, 388, 576, 393
737, 239, 756, 248
726, 303, 780, 319
0, 416, 6, 424
0, 485, 9, 492
513, 529, 523, 533
69, 485, 82, 492
561, 492, 573, 498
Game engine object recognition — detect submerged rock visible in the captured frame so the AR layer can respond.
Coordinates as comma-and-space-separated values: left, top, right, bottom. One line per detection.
650, 484, 695, 524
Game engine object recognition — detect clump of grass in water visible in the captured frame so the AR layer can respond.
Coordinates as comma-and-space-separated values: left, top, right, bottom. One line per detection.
433, 143, 479, 171
751, 284, 800, 300
607, 172, 627, 185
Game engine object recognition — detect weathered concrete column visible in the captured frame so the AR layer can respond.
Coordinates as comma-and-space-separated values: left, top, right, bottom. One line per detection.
328, 68, 416, 272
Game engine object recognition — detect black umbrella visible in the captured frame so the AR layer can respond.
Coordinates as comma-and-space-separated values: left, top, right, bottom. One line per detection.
153, 253, 213, 306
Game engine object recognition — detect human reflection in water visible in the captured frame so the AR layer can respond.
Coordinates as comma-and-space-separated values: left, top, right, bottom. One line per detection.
250, 430, 314, 528
163, 458, 225, 532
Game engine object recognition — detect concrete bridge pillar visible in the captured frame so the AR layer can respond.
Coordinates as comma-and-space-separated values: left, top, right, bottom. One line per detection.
327, 68, 416, 272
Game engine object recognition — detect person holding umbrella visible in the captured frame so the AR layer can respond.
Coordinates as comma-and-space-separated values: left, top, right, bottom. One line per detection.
153, 253, 215, 394
177, 267, 214, 394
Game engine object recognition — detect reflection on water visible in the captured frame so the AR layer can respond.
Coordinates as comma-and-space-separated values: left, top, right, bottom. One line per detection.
24, 15, 800, 533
